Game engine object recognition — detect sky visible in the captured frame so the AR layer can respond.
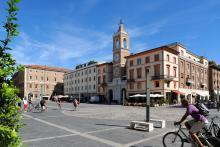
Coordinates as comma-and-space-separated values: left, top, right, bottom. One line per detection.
1, 0, 220, 69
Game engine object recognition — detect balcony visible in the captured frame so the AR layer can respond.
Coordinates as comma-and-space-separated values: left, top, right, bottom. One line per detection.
127, 78, 135, 83
186, 78, 194, 86
151, 75, 174, 82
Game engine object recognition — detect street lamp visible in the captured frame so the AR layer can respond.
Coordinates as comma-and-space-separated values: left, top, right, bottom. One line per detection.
145, 68, 150, 122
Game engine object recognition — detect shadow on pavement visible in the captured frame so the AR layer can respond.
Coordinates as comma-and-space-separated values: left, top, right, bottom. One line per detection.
96, 123, 128, 128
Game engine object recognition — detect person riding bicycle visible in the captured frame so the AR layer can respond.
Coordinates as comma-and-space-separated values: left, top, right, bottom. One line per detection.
175, 99, 208, 147
40, 99, 47, 111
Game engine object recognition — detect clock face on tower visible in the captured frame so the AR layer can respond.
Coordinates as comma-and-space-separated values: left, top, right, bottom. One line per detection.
114, 53, 119, 62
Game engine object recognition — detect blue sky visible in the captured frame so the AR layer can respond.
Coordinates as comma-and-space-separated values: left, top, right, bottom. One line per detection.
1, 0, 220, 69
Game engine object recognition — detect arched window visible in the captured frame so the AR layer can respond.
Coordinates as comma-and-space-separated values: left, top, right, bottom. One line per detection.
115, 39, 119, 48
123, 38, 127, 48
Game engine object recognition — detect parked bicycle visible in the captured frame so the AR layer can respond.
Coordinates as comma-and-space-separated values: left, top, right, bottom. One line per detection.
201, 116, 220, 138
163, 122, 213, 147
27, 103, 43, 112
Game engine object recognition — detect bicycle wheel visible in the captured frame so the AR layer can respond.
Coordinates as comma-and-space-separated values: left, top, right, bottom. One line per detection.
213, 124, 220, 137
163, 132, 184, 147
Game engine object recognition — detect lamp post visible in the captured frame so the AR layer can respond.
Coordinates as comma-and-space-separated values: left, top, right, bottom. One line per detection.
145, 68, 150, 122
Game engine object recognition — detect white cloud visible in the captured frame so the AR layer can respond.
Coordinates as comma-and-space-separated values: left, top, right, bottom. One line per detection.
10, 25, 112, 67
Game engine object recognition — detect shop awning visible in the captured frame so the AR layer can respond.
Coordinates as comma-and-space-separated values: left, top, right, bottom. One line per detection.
172, 90, 185, 95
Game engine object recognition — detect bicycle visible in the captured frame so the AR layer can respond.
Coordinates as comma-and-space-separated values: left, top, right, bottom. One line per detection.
27, 103, 43, 112
163, 123, 213, 147
201, 116, 220, 138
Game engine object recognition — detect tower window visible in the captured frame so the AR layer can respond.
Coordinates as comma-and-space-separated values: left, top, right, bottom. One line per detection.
123, 38, 127, 49
115, 39, 119, 48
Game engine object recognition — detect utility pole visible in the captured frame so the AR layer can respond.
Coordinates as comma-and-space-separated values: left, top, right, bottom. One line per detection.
145, 68, 150, 122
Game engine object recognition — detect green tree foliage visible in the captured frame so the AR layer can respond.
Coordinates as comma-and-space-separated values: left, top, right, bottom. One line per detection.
0, 0, 23, 146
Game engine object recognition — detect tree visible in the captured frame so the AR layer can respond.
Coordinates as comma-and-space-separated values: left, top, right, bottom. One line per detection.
0, 0, 23, 146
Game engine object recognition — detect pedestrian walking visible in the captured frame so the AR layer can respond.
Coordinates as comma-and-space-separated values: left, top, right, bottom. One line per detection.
55, 97, 61, 110
217, 101, 220, 112
23, 96, 28, 112
73, 99, 79, 111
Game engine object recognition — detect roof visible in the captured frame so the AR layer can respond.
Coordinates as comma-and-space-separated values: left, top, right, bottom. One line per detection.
125, 45, 179, 59
25, 65, 70, 73
96, 62, 113, 67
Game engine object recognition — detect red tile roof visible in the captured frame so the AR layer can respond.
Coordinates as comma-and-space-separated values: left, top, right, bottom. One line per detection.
25, 65, 70, 73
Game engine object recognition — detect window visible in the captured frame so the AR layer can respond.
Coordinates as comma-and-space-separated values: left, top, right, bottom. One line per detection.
30, 76, 32, 80
167, 54, 170, 61
181, 73, 184, 78
181, 50, 184, 55
137, 82, 142, 89
47, 77, 49, 81
145, 57, 150, 63
103, 68, 105, 73
129, 83, 134, 89
93, 85, 96, 90
94, 68, 96, 72
130, 60, 134, 66
98, 76, 101, 84
41, 76, 43, 81
137, 68, 142, 78
187, 64, 190, 70
181, 61, 184, 67
137, 58, 142, 65
29, 84, 32, 88
89, 77, 91, 81
89, 69, 91, 74
154, 64, 160, 76
54, 77, 56, 82
173, 57, 176, 64
85, 78, 87, 82
35, 84, 38, 88
115, 39, 119, 48
155, 81, 160, 87
81, 71, 83, 75
103, 75, 106, 83
47, 85, 49, 89
154, 54, 159, 61
98, 69, 101, 74
93, 76, 96, 81
173, 67, 177, 77
166, 65, 170, 76
129, 69, 134, 79
123, 38, 127, 48
167, 82, 170, 88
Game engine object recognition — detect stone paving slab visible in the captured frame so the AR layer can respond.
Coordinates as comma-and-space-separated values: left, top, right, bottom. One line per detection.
20, 117, 72, 141
25, 135, 113, 147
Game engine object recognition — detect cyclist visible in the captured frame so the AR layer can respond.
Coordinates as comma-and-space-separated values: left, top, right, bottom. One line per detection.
40, 99, 47, 111
175, 99, 208, 147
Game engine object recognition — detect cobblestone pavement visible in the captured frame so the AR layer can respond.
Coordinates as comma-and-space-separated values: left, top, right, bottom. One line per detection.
20, 101, 220, 147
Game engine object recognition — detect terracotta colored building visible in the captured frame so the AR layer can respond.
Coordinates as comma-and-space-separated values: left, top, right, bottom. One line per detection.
209, 64, 220, 101
96, 62, 113, 103
12, 65, 69, 99
126, 46, 179, 104
168, 43, 209, 103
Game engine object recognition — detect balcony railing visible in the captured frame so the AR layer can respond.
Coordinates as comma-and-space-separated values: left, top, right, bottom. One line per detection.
151, 75, 174, 81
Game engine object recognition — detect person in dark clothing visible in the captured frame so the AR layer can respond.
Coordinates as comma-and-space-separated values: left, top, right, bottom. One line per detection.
40, 99, 47, 111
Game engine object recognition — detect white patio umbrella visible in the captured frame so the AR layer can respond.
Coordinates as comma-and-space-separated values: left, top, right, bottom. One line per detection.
129, 94, 146, 98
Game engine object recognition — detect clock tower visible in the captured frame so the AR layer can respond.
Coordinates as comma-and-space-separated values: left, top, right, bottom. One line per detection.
107, 20, 130, 105
113, 20, 130, 78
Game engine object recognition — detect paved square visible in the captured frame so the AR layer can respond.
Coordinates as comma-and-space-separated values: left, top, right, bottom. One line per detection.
20, 101, 220, 147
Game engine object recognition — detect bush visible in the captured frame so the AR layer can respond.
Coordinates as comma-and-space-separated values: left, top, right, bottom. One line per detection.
0, 0, 23, 146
